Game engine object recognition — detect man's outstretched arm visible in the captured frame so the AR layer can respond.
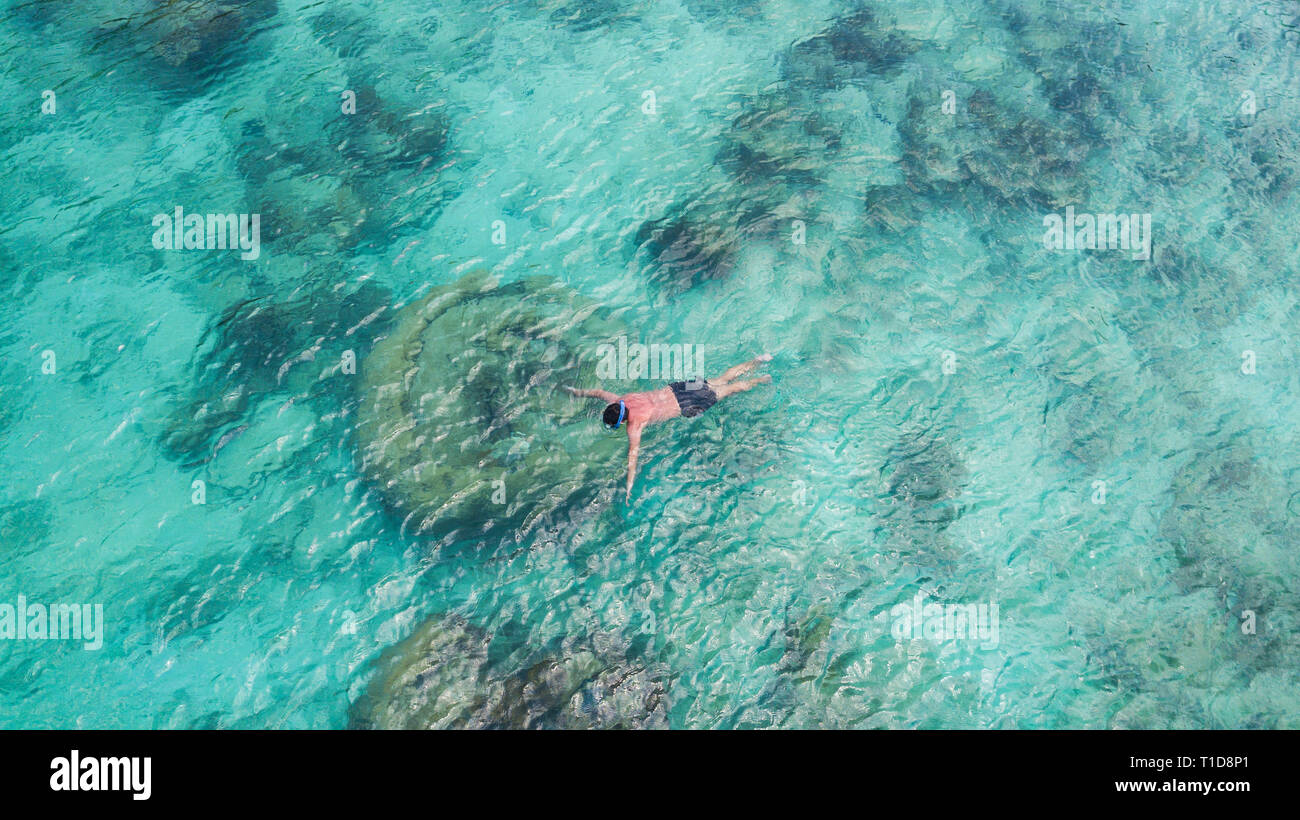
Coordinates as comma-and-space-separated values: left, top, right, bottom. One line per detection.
564, 385, 620, 402
625, 424, 642, 499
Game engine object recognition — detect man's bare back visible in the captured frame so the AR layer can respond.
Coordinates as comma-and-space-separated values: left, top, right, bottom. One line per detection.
565, 353, 773, 499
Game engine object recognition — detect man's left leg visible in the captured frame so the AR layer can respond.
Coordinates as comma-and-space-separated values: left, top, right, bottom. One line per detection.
711, 354, 772, 386
713, 374, 771, 399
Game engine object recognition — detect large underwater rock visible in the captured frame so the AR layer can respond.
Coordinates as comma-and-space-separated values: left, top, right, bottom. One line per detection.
882, 430, 968, 530
1156, 443, 1300, 676
148, 0, 274, 67
90, 0, 279, 90
234, 81, 452, 255
355, 271, 624, 544
715, 93, 834, 195
349, 614, 669, 729
869, 428, 973, 582
159, 280, 391, 465
1160, 445, 1294, 605
540, 0, 640, 32
898, 89, 1093, 209
632, 201, 748, 296
781, 7, 920, 88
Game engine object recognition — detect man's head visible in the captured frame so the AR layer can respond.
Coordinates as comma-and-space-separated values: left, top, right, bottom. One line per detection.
603, 400, 627, 430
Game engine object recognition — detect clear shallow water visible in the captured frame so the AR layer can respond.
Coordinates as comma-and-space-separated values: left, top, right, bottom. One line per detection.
1, 0, 1299, 728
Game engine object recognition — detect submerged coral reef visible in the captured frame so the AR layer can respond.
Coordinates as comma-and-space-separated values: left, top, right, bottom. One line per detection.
349, 613, 669, 729
354, 271, 625, 545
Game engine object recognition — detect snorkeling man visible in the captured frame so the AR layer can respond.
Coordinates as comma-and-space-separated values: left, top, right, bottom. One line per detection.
565, 353, 773, 499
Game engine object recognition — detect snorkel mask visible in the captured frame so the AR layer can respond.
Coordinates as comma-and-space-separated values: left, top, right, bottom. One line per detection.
605, 400, 626, 430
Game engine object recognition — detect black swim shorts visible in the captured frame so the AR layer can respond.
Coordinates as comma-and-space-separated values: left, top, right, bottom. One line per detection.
669, 380, 717, 418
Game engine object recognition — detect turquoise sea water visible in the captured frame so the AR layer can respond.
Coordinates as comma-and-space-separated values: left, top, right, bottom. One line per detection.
2, 0, 1299, 728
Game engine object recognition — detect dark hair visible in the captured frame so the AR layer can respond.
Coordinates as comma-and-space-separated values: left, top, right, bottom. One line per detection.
602, 402, 624, 428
